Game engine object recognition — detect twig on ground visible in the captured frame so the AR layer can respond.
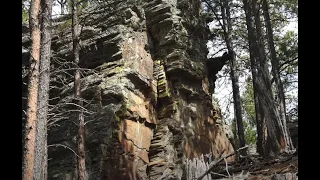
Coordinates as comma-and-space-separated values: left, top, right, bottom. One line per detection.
210, 172, 229, 178
224, 157, 231, 178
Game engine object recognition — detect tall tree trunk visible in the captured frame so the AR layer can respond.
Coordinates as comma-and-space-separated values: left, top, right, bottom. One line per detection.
34, 0, 52, 179
252, 0, 273, 157
241, 0, 266, 157
262, 0, 294, 152
243, 0, 288, 157
220, 0, 247, 156
72, 0, 86, 179
22, 0, 41, 179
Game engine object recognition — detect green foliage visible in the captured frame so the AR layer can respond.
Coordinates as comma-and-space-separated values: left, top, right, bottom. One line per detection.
65, 0, 90, 14
271, 0, 298, 18
22, 9, 28, 23
243, 120, 256, 145
22, 0, 29, 23
57, 19, 72, 33
230, 116, 256, 146
274, 30, 298, 121
204, 0, 298, 148
275, 31, 298, 68
241, 77, 256, 126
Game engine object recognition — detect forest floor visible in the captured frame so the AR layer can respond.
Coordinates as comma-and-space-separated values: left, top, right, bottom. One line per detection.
208, 150, 298, 180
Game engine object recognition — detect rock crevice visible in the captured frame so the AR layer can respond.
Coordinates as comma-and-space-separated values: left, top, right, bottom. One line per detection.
22, 1, 235, 179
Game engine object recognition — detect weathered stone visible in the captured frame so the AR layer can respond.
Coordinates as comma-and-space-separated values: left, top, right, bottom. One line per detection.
22, 0, 235, 179
119, 119, 153, 163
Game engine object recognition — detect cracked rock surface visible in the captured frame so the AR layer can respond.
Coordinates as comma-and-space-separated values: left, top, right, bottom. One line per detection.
22, 0, 234, 179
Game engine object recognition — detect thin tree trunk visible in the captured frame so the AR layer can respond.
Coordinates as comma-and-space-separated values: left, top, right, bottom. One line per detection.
34, 0, 52, 179
262, 0, 294, 152
22, 0, 41, 179
72, 0, 86, 179
220, 0, 247, 156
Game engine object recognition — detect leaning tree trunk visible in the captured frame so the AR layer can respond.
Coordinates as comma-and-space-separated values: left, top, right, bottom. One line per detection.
220, 0, 247, 156
262, 0, 294, 152
71, 0, 87, 179
22, 0, 41, 179
34, 0, 52, 179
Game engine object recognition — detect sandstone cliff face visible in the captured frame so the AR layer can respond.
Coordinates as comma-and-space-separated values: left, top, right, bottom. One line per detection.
22, 1, 234, 179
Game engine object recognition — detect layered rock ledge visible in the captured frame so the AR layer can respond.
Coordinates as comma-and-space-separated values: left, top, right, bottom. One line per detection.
22, 1, 234, 179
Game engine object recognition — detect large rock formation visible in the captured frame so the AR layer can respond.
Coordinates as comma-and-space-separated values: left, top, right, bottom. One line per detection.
22, 1, 234, 179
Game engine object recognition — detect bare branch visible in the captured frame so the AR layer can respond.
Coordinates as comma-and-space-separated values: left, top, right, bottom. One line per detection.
47, 117, 69, 127
48, 144, 80, 158
224, 157, 231, 177
84, 119, 95, 126
210, 172, 229, 178
50, 67, 93, 75
211, 48, 228, 57
202, 0, 227, 32
279, 57, 298, 72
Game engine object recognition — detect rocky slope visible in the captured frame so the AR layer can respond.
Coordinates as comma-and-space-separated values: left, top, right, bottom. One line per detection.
22, 1, 235, 179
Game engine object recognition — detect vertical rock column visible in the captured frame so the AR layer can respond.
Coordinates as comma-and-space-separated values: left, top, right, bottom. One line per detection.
47, 1, 158, 180
144, 0, 234, 179
87, 3, 158, 179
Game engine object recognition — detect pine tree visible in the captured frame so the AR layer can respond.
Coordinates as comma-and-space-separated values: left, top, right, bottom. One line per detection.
262, 0, 294, 152
22, 0, 41, 179
242, 0, 293, 157
34, 0, 52, 179
71, 0, 87, 179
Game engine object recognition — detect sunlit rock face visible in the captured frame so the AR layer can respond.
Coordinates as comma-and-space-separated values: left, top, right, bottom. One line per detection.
22, 0, 234, 179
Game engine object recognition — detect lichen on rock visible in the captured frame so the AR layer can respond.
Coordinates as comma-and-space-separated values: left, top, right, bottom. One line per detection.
22, 0, 235, 179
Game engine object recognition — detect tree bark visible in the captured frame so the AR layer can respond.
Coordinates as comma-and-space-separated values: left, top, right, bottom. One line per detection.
34, 0, 52, 179
243, 0, 289, 157
22, 0, 41, 179
241, 0, 266, 157
72, 0, 87, 179
220, 0, 247, 156
262, 0, 294, 152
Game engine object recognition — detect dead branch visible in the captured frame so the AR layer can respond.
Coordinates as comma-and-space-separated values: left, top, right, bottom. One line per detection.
50, 67, 93, 75
84, 119, 95, 126
202, 0, 226, 32
224, 157, 231, 178
48, 144, 80, 158
211, 163, 252, 179
197, 145, 248, 180
210, 172, 229, 178
212, 153, 297, 179
211, 48, 228, 57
